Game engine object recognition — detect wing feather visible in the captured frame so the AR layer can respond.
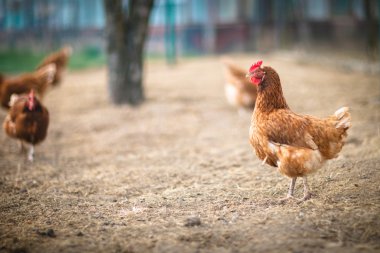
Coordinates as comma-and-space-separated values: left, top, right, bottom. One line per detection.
263, 110, 317, 150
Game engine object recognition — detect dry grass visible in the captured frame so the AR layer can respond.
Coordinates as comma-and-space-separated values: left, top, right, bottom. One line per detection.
0, 53, 379, 253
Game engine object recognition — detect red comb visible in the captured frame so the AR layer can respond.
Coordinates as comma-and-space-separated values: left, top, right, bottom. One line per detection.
249, 60, 263, 72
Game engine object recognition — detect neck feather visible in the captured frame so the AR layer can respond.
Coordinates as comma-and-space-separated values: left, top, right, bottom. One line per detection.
255, 67, 289, 112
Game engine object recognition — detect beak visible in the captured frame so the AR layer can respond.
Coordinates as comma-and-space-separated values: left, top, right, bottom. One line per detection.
245, 72, 252, 79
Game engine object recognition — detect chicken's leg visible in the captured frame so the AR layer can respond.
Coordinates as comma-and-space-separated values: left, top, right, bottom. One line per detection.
279, 177, 297, 203
19, 141, 26, 153
299, 176, 312, 202
287, 177, 297, 197
28, 145, 34, 162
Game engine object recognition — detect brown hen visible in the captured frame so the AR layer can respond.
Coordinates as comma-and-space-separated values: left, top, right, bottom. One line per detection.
36, 46, 72, 86
0, 64, 56, 108
3, 90, 49, 161
247, 61, 351, 202
221, 58, 257, 113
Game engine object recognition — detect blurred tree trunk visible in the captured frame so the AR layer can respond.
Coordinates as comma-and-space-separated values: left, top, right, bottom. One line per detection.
103, 0, 154, 105
295, 0, 310, 48
274, 0, 285, 48
363, 0, 379, 60
251, 0, 264, 51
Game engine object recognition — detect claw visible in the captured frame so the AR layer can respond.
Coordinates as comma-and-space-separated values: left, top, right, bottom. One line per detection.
278, 177, 313, 204
297, 192, 312, 203
278, 194, 297, 204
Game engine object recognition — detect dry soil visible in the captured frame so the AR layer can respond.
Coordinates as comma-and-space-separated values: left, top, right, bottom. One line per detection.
0, 53, 379, 253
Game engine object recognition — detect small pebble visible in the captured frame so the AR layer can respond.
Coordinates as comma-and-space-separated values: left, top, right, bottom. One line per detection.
19, 188, 28, 194
36, 228, 56, 238
46, 229, 56, 237
184, 217, 201, 227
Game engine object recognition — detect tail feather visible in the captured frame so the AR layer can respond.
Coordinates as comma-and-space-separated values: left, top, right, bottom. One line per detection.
35, 63, 57, 85
334, 107, 351, 129
62, 45, 73, 56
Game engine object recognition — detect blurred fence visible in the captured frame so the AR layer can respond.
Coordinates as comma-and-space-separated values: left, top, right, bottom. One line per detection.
0, 0, 379, 58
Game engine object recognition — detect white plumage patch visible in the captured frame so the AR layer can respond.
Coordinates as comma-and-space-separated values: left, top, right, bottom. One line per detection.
334, 107, 351, 129
334, 107, 348, 119
224, 83, 239, 107
336, 117, 351, 128
8, 94, 20, 107
268, 142, 277, 153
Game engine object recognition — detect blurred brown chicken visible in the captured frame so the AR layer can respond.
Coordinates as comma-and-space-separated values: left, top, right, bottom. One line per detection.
37, 46, 72, 86
3, 90, 49, 161
247, 60, 351, 202
0, 64, 56, 109
221, 58, 257, 113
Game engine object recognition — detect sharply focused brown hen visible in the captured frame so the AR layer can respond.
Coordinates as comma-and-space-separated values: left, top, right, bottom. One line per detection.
247, 60, 351, 202
3, 90, 49, 161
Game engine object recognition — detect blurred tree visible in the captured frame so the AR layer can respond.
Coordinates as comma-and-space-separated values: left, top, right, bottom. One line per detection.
274, 0, 286, 48
295, 0, 311, 48
363, 0, 379, 60
103, 0, 154, 105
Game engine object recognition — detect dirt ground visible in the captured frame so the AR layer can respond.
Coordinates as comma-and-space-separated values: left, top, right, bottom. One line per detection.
0, 53, 379, 253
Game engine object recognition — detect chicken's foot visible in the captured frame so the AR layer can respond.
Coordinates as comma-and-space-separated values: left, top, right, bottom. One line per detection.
279, 177, 312, 203
298, 176, 312, 202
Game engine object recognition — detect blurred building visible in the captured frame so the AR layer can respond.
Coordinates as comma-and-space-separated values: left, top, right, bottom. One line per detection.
0, 0, 378, 56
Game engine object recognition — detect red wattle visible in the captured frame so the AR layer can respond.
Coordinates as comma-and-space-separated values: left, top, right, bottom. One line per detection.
251, 77, 261, 86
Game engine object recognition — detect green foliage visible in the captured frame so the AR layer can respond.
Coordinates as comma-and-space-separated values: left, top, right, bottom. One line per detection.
69, 46, 106, 70
0, 46, 106, 74
0, 50, 44, 74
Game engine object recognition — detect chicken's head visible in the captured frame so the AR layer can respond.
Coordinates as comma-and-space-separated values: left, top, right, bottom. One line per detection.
246, 60, 265, 86
27, 89, 36, 111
